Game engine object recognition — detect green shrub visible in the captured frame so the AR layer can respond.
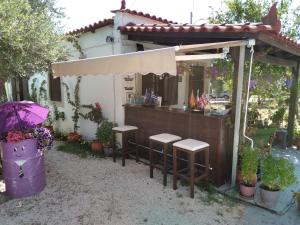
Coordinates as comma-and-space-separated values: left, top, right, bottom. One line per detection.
261, 155, 297, 191
240, 146, 259, 186
271, 107, 285, 126
96, 120, 117, 147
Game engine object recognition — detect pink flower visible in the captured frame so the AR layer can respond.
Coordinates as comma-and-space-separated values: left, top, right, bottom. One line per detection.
6, 131, 34, 143
95, 102, 101, 109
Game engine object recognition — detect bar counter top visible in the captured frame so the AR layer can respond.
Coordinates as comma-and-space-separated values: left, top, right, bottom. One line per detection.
124, 104, 233, 186
124, 104, 229, 119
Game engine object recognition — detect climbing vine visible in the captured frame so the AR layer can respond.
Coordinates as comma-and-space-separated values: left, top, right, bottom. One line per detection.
63, 76, 82, 132
66, 35, 85, 58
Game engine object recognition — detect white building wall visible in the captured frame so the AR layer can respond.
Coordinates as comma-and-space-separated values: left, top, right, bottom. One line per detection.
29, 12, 168, 140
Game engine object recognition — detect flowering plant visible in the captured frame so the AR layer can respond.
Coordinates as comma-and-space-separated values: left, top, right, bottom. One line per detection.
33, 127, 54, 150
5, 130, 33, 142
2, 127, 54, 151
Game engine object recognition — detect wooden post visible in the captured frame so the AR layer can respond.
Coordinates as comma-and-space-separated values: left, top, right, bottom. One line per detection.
287, 62, 300, 146
231, 45, 245, 187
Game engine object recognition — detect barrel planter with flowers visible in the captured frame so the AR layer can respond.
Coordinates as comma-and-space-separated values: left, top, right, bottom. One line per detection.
0, 128, 53, 198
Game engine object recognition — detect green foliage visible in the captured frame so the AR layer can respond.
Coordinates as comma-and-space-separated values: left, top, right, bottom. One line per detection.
240, 146, 260, 185
271, 107, 286, 126
66, 35, 85, 58
29, 78, 38, 102
293, 192, 300, 201
80, 103, 103, 127
63, 77, 82, 132
0, 0, 67, 81
96, 120, 117, 148
53, 103, 65, 121
209, 0, 299, 39
248, 104, 260, 127
261, 155, 297, 190
57, 142, 104, 159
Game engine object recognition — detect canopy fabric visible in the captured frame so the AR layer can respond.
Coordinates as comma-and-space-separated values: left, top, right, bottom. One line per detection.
52, 47, 177, 77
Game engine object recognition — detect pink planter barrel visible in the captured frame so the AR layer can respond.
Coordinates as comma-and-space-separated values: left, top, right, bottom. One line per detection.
1, 138, 46, 198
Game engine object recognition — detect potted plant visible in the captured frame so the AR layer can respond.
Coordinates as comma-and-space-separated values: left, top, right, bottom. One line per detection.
239, 146, 259, 198
260, 155, 297, 206
96, 120, 116, 156
293, 192, 300, 212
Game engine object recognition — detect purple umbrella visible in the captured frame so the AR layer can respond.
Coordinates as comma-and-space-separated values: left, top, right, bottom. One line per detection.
0, 101, 49, 135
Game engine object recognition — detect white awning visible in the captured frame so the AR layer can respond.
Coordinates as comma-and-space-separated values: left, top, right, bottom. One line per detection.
52, 40, 248, 78
52, 47, 177, 77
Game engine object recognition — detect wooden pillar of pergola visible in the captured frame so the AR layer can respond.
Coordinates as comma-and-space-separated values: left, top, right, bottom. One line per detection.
287, 62, 300, 146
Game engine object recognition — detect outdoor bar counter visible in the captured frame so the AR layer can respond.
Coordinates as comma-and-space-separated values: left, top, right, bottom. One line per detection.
124, 105, 233, 187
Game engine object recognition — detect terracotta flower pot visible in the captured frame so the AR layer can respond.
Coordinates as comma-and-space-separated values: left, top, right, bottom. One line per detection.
240, 183, 256, 198
67, 132, 80, 143
91, 140, 102, 152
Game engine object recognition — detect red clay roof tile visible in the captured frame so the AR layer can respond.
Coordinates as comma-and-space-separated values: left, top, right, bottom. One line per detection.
66, 18, 114, 35
119, 23, 300, 50
111, 9, 176, 24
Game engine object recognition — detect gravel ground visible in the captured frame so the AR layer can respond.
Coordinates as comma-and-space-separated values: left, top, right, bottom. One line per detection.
0, 147, 245, 225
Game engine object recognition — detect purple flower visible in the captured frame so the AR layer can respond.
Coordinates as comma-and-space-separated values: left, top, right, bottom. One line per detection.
249, 80, 257, 89
285, 79, 293, 88
33, 127, 54, 150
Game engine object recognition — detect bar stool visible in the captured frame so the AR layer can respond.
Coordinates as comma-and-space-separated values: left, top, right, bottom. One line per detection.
173, 139, 210, 198
149, 133, 181, 186
112, 125, 138, 166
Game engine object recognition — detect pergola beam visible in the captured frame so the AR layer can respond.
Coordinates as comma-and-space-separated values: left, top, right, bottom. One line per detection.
254, 54, 297, 67
258, 33, 300, 57
176, 40, 248, 53
175, 53, 224, 61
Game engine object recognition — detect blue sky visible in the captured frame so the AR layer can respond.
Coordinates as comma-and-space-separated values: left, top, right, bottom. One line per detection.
56, 0, 223, 31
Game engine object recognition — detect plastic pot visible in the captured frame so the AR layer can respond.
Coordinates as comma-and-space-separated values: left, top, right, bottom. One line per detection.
260, 186, 280, 207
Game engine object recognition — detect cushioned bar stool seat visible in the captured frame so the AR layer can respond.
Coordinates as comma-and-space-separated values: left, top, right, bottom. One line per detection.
149, 133, 181, 186
112, 125, 138, 166
173, 139, 210, 198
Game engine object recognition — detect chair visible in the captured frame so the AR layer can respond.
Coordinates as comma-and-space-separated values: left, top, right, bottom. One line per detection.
172, 139, 210, 198
149, 133, 181, 186
112, 125, 138, 166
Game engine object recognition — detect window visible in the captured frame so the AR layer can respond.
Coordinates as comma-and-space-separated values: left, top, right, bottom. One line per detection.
189, 66, 204, 95
11, 77, 29, 101
142, 73, 178, 105
49, 69, 62, 102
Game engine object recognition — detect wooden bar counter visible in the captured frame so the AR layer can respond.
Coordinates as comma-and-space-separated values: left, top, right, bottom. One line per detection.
124, 105, 233, 187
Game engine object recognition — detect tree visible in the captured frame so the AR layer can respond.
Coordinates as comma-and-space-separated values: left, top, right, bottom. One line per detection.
0, 0, 67, 82
209, 0, 300, 40
209, 0, 299, 119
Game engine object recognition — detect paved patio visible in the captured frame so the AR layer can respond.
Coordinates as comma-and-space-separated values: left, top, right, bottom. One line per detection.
0, 146, 299, 225
0, 146, 243, 225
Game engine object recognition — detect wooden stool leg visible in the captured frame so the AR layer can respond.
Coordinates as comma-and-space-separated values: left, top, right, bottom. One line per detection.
163, 143, 167, 186
113, 131, 116, 163
205, 147, 210, 189
149, 140, 153, 178
122, 133, 127, 167
189, 152, 195, 198
135, 131, 139, 163
173, 147, 177, 190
